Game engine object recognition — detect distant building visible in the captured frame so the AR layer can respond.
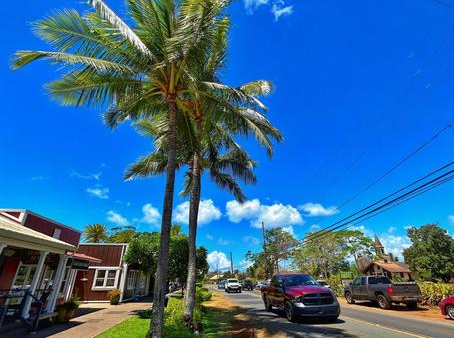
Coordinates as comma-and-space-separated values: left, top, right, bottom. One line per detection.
363, 236, 415, 281
73, 243, 151, 303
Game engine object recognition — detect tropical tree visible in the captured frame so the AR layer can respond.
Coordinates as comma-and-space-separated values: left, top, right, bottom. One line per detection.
11, 1, 245, 334
110, 226, 138, 243
403, 224, 454, 282
126, 108, 280, 319
83, 223, 109, 243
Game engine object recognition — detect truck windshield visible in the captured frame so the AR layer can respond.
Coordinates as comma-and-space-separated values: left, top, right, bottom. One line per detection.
284, 275, 318, 287
228, 279, 238, 283
369, 276, 391, 284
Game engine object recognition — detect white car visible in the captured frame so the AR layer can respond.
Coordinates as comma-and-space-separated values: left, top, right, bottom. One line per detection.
225, 278, 242, 293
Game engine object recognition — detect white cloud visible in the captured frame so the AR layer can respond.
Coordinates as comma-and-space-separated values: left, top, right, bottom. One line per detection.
31, 176, 51, 181
243, 0, 269, 13
271, 2, 293, 21
243, 236, 261, 246
206, 234, 214, 240
173, 199, 222, 226
86, 185, 109, 199
310, 224, 321, 231
107, 210, 129, 226
207, 251, 230, 271
70, 169, 101, 180
354, 225, 411, 259
141, 203, 161, 226
299, 202, 339, 217
239, 259, 253, 270
217, 238, 233, 246
379, 234, 412, 259
448, 215, 454, 225
282, 225, 295, 236
226, 199, 303, 228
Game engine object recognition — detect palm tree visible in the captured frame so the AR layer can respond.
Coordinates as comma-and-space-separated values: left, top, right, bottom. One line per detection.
83, 223, 108, 243
126, 101, 281, 320
11, 1, 243, 335
110, 226, 138, 243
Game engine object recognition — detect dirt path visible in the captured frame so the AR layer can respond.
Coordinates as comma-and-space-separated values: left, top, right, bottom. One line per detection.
338, 298, 452, 324
205, 290, 288, 338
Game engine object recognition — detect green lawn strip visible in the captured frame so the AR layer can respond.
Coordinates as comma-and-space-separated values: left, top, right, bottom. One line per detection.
200, 298, 233, 337
96, 291, 233, 338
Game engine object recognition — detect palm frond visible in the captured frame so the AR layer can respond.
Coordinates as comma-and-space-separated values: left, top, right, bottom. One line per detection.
88, 0, 154, 59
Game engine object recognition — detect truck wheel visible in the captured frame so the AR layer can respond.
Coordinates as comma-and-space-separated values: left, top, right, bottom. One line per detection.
345, 292, 355, 304
239, 289, 242, 293
406, 302, 418, 309
285, 301, 297, 322
446, 305, 454, 320
377, 294, 391, 310
264, 296, 272, 312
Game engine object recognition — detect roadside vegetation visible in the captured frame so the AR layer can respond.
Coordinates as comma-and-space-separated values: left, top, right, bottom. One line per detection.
243, 223, 453, 306
96, 287, 232, 338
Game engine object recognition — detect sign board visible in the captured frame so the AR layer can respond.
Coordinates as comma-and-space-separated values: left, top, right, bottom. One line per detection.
67, 258, 90, 271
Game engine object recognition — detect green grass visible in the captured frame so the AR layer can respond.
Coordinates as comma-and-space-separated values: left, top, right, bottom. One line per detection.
96, 291, 232, 338
200, 301, 233, 337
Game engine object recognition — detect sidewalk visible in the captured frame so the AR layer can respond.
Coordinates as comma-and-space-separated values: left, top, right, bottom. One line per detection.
0, 298, 152, 338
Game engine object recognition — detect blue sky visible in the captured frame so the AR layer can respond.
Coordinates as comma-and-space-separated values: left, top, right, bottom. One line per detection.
1, 0, 453, 272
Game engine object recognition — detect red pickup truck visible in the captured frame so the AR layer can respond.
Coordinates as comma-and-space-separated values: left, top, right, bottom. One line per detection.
261, 273, 340, 322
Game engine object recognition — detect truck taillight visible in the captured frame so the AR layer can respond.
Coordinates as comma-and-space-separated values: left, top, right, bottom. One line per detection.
387, 286, 394, 295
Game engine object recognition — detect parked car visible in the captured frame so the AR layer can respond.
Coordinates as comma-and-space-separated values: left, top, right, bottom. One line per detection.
217, 280, 226, 290
317, 280, 331, 289
241, 280, 254, 291
344, 275, 421, 310
261, 273, 340, 322
225, 279, 242, 293
255, 281, 268, 290
440, 295, 454, 320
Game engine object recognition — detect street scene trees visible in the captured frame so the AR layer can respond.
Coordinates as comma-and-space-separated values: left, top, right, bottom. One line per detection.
3, 0, 454, 337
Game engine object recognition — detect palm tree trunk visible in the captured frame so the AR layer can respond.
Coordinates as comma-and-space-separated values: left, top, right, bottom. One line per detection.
183, 118, 202, 320
150, 95, 178, 338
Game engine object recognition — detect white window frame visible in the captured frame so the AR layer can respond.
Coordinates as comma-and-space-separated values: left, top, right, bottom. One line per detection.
59, 267, 71, 295
127, 270, 139, 290
91, 268, 120, 291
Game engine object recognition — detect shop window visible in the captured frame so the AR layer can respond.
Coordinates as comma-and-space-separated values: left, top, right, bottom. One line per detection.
127, 270, 139, 290
92, 269, 119, 290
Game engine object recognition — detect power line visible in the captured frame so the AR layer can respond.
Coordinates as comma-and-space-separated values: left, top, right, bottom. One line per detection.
430, 0, 454, 9
298, 162, 454, 246
304, 172, 454, 240
300, 124, 452, 239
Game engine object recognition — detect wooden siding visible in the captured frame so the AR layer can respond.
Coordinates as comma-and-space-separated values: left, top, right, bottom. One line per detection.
24, 214, 80, 247
77, 244, 126, 267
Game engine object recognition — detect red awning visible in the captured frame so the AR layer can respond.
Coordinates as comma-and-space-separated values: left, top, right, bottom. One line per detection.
67, 252, 102, 263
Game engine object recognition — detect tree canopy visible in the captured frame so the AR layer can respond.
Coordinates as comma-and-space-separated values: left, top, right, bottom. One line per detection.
403, 224, 454, 282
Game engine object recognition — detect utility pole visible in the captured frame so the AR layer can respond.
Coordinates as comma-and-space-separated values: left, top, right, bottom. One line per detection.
262, 221, 270, 277
230, 252, 234, 274
261, 221, 267, 255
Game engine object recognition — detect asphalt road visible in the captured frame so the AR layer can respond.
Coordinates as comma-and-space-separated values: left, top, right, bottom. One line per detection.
214, 287, 454, 338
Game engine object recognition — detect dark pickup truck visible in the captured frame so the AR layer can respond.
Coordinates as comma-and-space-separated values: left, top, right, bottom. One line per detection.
261, 273, 340, 322
344, 275, 421, 310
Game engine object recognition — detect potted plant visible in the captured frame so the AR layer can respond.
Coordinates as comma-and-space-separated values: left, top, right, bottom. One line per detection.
108, 288, 121, 305
55, 303, 67, 323
64, 297, 80, 321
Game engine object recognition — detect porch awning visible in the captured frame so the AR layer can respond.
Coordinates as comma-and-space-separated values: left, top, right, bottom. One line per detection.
0, 216, 76, 254
67, 252, 102, 263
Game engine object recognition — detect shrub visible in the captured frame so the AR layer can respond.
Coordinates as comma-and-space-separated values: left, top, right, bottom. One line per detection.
418, 282, 454, 306
195, 286, 212, 304
108, 288, 121, 305
64, 297, 80, 311
327, 275, 344, 296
